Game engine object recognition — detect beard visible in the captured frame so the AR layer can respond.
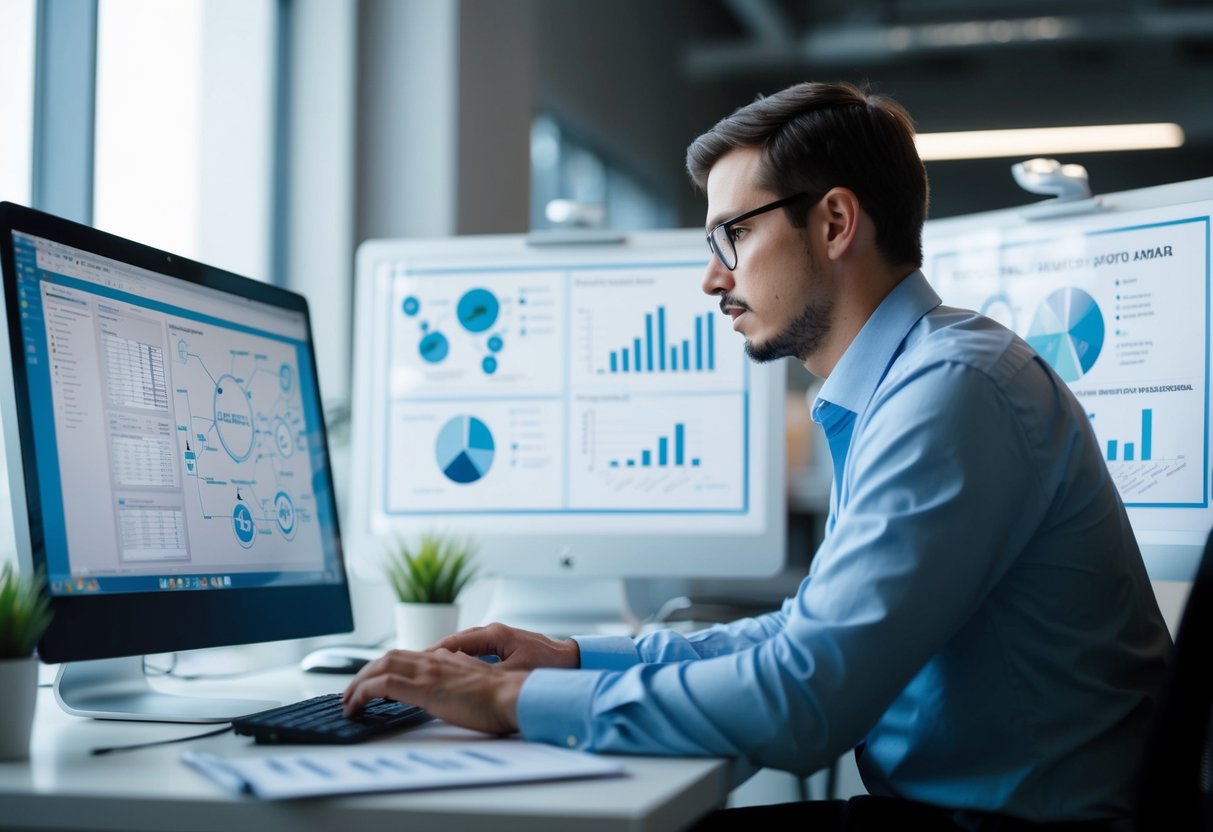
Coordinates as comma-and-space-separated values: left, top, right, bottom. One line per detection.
743, 243, 832, 363
744, 295, 833, 363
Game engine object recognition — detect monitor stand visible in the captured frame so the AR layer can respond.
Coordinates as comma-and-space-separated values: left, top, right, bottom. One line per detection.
481, 577, 639, 639
53, 656, 280, 723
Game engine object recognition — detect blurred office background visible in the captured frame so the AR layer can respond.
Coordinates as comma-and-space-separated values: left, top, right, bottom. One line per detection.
1, 0, 1211, 586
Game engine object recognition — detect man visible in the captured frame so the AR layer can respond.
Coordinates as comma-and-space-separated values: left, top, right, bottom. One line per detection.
344, 82, 1171, 830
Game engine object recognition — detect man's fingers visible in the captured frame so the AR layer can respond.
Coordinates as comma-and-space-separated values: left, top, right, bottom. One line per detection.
430, 621, 525, 660
337, 648, 523, 735
341, 652, 428, 716
429, 624, 505, 656
343, 651, 395, 698
431, 647, 486, 667
342, 676, 390, 717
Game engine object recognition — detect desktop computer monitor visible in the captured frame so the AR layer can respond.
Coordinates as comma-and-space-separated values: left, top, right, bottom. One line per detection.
923, 178, 1213, 582
348, 232, 786, 634
0, 202, 353, 721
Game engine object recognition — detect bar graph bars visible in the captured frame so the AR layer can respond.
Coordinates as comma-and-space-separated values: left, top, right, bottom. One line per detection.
609, 422, 701, 469
603, 307, 715, 374
1106, 408, 1153, 462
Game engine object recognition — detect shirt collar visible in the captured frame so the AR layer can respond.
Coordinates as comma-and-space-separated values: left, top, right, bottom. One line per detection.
813, 270, 941, 421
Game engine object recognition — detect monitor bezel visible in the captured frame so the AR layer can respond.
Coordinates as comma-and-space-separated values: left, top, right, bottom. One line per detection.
0, 201, 354, 663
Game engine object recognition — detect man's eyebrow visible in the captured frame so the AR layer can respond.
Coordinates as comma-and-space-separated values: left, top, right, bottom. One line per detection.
704, 210, 732, 233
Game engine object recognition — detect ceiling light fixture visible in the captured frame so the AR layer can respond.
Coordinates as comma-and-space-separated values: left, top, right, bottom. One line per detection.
915, 123, 1184, 161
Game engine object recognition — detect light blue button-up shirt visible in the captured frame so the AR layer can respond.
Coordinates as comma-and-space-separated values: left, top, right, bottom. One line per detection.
517, 271, 1171, 822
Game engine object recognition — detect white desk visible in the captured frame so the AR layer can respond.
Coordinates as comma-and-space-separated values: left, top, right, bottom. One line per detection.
0, 665, 735, 832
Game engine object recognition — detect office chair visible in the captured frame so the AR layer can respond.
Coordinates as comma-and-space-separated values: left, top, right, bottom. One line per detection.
1135, 526, 1213, 831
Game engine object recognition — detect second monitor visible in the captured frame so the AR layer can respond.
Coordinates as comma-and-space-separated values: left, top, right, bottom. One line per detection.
349, 231, 786, 634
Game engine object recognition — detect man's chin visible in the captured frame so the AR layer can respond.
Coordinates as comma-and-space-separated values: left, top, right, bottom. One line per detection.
743, 338, 792, 364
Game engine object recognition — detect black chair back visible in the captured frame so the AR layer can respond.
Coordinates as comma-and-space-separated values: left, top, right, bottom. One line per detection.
1136, 527, 1213, 831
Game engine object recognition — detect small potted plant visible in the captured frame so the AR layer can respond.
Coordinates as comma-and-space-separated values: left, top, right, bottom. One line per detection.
384, 532, 478, 651
0, 563, 52, 760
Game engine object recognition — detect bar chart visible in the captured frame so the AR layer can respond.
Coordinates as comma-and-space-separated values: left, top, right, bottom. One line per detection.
569, 394, 745, 510
601, 307, 716, 374
1093, 395, 1204, 507
1105, 408, 1152, 462
608, 422, 701, 469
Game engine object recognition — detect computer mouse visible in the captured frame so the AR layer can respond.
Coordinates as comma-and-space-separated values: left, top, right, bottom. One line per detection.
299, 646, 383, 674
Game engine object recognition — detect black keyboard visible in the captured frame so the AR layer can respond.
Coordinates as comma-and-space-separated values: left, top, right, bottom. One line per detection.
232, 694, 433, 744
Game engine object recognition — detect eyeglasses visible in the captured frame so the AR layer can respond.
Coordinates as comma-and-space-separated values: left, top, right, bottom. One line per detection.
706, 193, 809, 271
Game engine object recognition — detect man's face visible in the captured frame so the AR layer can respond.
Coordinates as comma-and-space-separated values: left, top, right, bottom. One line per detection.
701, 147, 834, 363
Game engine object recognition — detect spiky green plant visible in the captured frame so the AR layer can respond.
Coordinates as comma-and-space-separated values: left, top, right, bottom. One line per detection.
384, 533, 479, 604
0, 563, 52, 659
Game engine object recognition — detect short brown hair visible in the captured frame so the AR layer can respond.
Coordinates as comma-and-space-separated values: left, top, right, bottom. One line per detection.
687, 82, 928, 269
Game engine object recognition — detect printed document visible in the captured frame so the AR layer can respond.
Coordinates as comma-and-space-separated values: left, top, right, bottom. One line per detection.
183, 740, 626, 799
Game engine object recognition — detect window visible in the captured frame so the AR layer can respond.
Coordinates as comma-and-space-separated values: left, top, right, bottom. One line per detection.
93, 0, 275, 281
0, 0, 36, 206
0, 0, 36, 566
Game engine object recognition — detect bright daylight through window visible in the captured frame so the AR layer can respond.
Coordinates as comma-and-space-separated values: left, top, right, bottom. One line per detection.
94, 0, 275, 281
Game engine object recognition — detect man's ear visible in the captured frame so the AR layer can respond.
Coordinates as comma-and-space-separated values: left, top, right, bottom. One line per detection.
819, 188, 861, 262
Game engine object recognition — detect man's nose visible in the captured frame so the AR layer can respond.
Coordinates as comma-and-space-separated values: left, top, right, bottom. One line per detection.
702, 255, 734, 297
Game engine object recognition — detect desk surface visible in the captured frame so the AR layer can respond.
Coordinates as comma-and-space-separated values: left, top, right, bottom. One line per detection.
1, 665, 734, 832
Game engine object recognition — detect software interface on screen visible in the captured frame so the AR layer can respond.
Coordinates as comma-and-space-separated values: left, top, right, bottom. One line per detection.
11, 230, 341, 596
925, 201, 1213, 559
363, 251, 763, 539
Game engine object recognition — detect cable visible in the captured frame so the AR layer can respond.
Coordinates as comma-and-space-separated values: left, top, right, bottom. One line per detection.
90, 725, 233, 756
162, 667, 276, 681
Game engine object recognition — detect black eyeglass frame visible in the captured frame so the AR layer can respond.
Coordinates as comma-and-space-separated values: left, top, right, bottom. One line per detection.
706, 192, 810, 271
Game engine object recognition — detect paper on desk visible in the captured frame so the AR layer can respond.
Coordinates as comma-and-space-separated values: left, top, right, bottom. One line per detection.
182, 740, 626, 800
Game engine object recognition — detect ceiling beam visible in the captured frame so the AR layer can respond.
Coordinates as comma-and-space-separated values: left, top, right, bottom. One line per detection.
685, 9, 1213, 77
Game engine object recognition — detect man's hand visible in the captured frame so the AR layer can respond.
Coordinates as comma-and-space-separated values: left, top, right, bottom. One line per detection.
429, 622, 581, 671
341, 648, 526, 734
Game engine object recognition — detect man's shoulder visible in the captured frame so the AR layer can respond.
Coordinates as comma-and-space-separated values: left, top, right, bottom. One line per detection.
894, 305, 1038, 382
867, 305, 1083, 451
863, 305, 1055, 425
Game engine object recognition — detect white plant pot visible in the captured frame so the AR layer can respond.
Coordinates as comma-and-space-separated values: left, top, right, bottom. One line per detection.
0, 655, 38, 761
394, 602, 460, 652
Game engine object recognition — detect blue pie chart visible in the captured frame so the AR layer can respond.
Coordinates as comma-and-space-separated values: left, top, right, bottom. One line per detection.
1026, 287, 1104, 383
436, 415, 495, 484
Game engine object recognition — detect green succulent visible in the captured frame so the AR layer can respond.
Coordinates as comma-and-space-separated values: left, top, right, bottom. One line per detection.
384, 533, 479, 605
0, 563, 52, 659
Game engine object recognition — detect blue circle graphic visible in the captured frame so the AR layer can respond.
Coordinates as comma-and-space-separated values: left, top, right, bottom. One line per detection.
419, 331, 449, 363
435, 415, 495, 484
457, 289, 499, 333
274, 491, 296, 539
213, 374, 255, 462
402, 296, 420, 316
232, 503, 256, 548
274, 418, 294, 458
487, 335, 504, 353
482, 356, 498, 375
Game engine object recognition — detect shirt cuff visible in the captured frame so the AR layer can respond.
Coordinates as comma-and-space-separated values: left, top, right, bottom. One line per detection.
573, 634, 642, 670
517, 668, 606, 751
